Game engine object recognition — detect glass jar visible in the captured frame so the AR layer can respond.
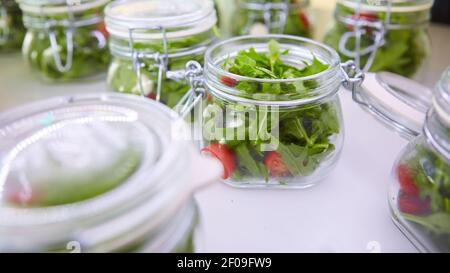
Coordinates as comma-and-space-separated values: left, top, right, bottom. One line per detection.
200, 35, 349, 189
0, 93, 221, 252
105, 0, 218, 108
323, 0, 433, 78
231, 0, 312, 37
0, 0, 25, 51
389, 68, 450, 253
19, 0, 110, 81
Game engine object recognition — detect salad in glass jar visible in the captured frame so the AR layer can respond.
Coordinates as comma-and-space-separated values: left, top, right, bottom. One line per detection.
19, 0, 110, 81
105, 0, 218, 108
323, 0, 433, 78
0, 93, 221, 252
389, 68, 450, 252
232, 0, 312, 37
201, 35, 346, 188
0, 0, 25, 51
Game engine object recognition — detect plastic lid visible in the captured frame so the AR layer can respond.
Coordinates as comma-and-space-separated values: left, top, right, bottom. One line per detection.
0, 94, 185, 209
105, 0, 217, 40
357, 71, 432, 139
338, 0, 434, 13
0, 93, 221, 252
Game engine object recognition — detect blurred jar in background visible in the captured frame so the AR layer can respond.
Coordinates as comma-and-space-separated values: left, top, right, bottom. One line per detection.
0, 0, 25, 52
105, 0, 218, 107
323, 0, 433, 79
231, 0, 313, 37
389, 68, 450, 253
19, 0, 110, 81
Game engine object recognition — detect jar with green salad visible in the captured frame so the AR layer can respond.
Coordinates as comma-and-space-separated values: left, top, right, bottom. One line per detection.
196, 35, 364, 189
0, 0, 25, 51
19, 0, 110, 81
345, 60, 449, 252
323, 0, 433, 78
105, 0, 218, 108
232, 0, 312, 37
0, 93, 221, 252
388, 68, 450, 252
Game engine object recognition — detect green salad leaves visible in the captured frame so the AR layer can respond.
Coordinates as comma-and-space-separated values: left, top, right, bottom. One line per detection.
203, 40, 341, 185
397, 143, 450, 252
232, 0, 312, 37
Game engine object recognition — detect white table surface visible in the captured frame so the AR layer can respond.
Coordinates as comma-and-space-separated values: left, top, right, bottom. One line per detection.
1, 24, 449, 253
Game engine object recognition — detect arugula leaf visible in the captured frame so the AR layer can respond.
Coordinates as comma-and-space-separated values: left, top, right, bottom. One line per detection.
235, 144, 269, 180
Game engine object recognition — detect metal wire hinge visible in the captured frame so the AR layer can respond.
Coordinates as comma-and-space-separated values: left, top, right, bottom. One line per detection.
337, 0, 392, 72
129, 26, 169, 101
340, 60, 366, 107
174, 61, 206, 118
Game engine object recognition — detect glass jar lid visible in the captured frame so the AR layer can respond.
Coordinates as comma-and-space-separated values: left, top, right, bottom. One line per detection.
105, 0, 217, 40
355, 71, 432, 139
338, 0, 434, 13
18, 0, 109, 14
424, 68, 450, 163
0, 93, 218, 251
433, 68, 450, 127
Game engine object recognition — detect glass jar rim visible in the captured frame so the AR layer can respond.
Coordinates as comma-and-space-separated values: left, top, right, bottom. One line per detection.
18, 0, 108, 15
239, 0, 310, 9
337, 0, 434, 13
433, 67, 450, 127
204, 35, 342, 106
0, 93, 195, 249
105, 0, 217, 41
206, 35, 341, 84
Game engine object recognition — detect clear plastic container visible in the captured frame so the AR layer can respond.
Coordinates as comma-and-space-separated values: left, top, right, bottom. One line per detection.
323, 0, 433, 78
19, 0, 110, 81
200, 35, 347, 189
0, 93, 221, 252
0, 0, 25, 51
105, 0, 218, 108
231, 0, 312, 37
389, 68, 450, 252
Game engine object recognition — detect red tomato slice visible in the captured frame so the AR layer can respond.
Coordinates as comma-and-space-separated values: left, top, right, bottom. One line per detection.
146, 92, 157, 100
202, 143, 236, 179
97, 22, 109, 39
220, 76, 238, 87
298, 10, 310, 30
347, 12, 378, 32
264, 151, 291, 177
397, 164, 420, 196
398, 191, 431, 216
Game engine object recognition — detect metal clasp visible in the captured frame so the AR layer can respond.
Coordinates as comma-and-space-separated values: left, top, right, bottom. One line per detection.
47, 21, 74, 73
174, 61, 206, 118
337, 0, 392, 71
243, 0, 289, 34
340, 60, 365, 105
44, 3, 77, 73
129, 26, 173, 101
